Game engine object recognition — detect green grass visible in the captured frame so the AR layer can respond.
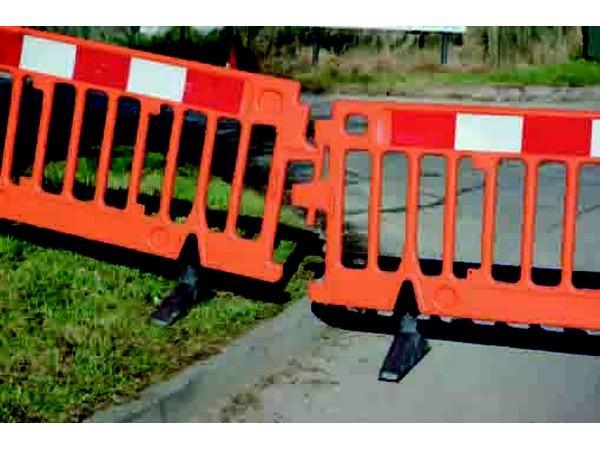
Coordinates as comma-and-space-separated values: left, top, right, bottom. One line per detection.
0, 150, 319, 422
0, 234, 320, 422
295, 59, 600, 94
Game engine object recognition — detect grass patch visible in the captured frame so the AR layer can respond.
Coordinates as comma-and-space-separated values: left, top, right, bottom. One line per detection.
484, 60, 600, 86
1, 151, 319, 421
0, 233, 320, 422
295, 59, 600, 94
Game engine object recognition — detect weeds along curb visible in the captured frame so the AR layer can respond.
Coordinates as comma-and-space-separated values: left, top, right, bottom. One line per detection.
88, 298, 326, 423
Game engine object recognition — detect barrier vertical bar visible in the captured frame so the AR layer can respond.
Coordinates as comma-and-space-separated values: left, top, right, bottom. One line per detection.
62, 86, 86, 197
442, 154, 458, 276
331, 145, 345, 266
305, 148, 324, 227
197, 112, 217, 225
367, 150, 382, 268
126, 102, 151, 210
225, 123, 252, 235
259, 140, 286, 245
1, 73, 23, 184
94, 93, 118, 204
225, 124, 251, 235
159, 106, 184, 221
520, 160, 538, 285
561, 160, 579, 289
30, 82, 55, 187
480, 162, 498, 276
404, 153, 420, 266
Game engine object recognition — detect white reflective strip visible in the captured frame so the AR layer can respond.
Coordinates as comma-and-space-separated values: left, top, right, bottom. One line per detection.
455, 113, 523, 153
126, 58, 186, 102
591, 120, 600, 158
19, 36, 76, 79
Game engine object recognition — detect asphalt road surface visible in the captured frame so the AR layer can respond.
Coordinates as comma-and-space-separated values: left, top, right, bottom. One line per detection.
203, 96, 600, 422
205, 320, 600, 422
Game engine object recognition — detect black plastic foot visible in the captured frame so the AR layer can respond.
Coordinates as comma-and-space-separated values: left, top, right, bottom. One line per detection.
151, 265, 200, 327
378, 314, 430, 383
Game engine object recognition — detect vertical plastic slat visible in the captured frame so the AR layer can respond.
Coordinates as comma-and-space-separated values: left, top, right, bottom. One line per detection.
126, 103, 151, 209
480, 162, 498, 276
62, 86, 86, 196
442, 155, 458, 276
260, 139, 285, 243
0, 73, 23, 183
367, 151, 382, 268
225, 123, 251, 234
403, 153, 420, 265
30, 82, 55, 187
197, 112, 217, 223
94, 93, 118, 204
305, 151, 323, 227
331, 146, 345, 266
561, 161, 578, 289
520, 160, 538, 285
158, 107, 184, 221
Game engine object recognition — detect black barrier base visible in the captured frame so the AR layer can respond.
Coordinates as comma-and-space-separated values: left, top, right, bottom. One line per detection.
378, 314, 430, 383
151, 265, 200, 327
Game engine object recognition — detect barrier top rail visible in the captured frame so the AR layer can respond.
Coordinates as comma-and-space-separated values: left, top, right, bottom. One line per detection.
0, 26, 303, 116
322, 100, 600, 159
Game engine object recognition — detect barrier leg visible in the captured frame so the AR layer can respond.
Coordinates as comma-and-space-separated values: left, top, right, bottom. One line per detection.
151, 265, 200, 327
378, 314, 430, 383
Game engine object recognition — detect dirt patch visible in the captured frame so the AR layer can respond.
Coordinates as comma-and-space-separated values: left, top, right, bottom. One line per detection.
209, 328, 344, 422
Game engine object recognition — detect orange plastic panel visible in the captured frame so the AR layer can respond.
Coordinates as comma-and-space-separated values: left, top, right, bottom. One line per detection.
292, 100, 600, 331
0, 27, 318, 282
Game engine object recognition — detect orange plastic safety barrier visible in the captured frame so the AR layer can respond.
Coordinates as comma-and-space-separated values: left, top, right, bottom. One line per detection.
293, 100, 600, 332
5, 28, 600, 334
0, 27, 317, 282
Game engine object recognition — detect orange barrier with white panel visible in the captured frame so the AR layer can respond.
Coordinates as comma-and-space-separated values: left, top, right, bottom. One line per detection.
3, 27, 600, 367
0, 27, 318, 284
293, 100, 600, 332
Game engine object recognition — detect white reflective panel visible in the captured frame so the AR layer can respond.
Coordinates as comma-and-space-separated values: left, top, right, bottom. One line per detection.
19, 36, 76, 79
127, 58, 186, 102
591, 119, 600, 158
455, 113, 523, 153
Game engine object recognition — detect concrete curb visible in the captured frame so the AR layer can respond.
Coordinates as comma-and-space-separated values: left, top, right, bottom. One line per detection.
87, 299, 325, 423
388, 85, 600, 103
306, 85, 600, 108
